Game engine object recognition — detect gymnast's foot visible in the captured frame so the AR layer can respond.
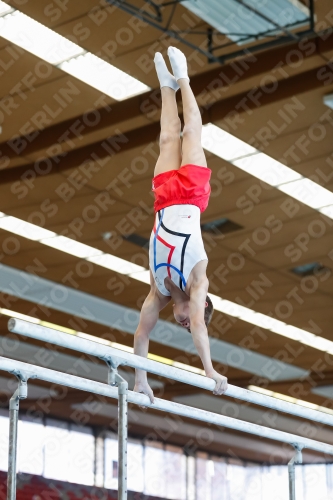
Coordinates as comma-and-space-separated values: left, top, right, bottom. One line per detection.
154, 52, 179, 91
167, 46, 190, 83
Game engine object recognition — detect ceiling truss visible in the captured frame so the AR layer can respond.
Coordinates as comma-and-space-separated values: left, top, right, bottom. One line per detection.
107, 0, 316, 64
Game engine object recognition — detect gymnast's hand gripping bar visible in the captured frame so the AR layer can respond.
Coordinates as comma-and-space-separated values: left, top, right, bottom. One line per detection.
8, 318, 333, 428
0, 355, 333, 457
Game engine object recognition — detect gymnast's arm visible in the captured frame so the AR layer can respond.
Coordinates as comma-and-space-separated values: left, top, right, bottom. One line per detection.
189, 278, 228, 395
133, 274, 170, 403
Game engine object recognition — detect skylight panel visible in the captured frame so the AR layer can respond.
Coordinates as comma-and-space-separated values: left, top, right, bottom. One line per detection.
202, 123, 257, 161
182, 0, 309, 44
59, 52, 149, 100
244, 0, 308, 26
0, 10, 85, 64
278, 178, 333, 209
233, 153, 302, 186
182, 0, 271, 43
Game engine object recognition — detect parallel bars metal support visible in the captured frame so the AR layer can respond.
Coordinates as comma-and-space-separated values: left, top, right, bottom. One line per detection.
288, 445, 303, 500
5, 318, 333, 499
7, 375, 29, 500
107, 360, 128, 500
1, 356, 331, 500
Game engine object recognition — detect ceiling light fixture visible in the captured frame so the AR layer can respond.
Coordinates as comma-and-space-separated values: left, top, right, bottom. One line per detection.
278, 178, 333, 209
87, 254, 146, 275
59, 52, 148, 102
202, 124, 257, 160
202, 124, 333, 219
209, 294, 333, 354
320, 205, 333, 218
0, 212, 331, 355
233, 153, 302, 186
0, 212, 144, 277
41, 236, 103, 259
0, 217, 56, 240
128, 270, 151, 284
0, 1, 150, 100
0, 9, 84, 64
0, 0, 12, 14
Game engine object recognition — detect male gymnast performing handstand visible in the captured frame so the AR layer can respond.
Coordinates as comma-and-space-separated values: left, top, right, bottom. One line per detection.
133, 46, 228, 402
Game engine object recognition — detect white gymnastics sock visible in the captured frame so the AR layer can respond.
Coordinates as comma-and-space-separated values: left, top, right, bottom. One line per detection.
167, 46, 189, 83
154, 52, 179, 91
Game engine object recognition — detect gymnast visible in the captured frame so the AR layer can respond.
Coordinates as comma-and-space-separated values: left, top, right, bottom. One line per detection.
133, 46, 228, 402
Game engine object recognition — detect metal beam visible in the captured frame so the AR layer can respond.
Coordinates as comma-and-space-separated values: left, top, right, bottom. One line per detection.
1, 61, 332, 186
7, 377, 28, 500
288, 446, 303, 500
107, 0, 313, 63
0, 31, 332, 162
1, 355, 333, 455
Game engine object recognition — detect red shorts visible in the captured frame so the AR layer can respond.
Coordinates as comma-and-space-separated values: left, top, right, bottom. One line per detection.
152, 164, 212, 213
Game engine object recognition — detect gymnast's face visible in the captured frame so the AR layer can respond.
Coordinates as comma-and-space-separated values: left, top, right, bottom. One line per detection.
173, 300, 209, 331
173, 301, 191, 330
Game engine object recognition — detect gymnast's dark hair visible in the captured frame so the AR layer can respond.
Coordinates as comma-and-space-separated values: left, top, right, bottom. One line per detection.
204, 295, 214, 326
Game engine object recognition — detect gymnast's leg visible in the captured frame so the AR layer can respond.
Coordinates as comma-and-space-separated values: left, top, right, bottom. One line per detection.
167, 46, 207, 168
153, 53, 182, 177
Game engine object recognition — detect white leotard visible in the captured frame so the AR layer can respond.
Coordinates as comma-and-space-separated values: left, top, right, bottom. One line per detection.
149, 204, 208, 296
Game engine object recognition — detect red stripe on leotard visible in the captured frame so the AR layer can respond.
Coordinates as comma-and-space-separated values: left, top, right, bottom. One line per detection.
153, 220, 175, 278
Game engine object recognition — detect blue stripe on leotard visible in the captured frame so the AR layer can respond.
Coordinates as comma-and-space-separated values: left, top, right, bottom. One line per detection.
153, 209, 187, 288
